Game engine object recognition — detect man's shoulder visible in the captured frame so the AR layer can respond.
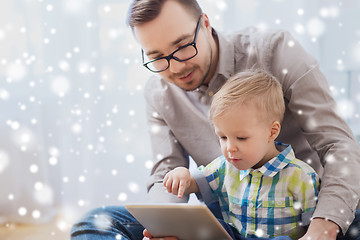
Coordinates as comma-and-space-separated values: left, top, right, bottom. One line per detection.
144, 74, 164, 91
144, 75, 171, 99
226, 27, 292, 48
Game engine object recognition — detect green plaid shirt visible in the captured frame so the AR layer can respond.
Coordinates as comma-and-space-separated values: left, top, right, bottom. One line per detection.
199, 143, 320, 238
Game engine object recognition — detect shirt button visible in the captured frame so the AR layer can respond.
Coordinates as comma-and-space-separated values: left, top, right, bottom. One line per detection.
249, 202, 254, 208
208, 91, 214, 97
253, 177, 258, 183
276, 200, 282, 206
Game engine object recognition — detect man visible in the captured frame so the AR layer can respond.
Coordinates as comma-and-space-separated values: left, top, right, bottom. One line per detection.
71, 0, 360, 239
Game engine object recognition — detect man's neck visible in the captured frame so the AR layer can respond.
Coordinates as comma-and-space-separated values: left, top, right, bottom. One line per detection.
203, 28, 219, 86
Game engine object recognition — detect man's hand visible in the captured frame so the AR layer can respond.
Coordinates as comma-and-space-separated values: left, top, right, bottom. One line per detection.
299, 218, 340, 240
142, 229, 178, 240
163, 167, 194, 198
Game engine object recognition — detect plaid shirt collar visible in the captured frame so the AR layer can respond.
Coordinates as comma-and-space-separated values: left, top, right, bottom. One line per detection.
239, 142, 294, 181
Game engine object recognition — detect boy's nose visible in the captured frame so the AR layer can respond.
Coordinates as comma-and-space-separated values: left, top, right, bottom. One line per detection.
227, 141, 237, 153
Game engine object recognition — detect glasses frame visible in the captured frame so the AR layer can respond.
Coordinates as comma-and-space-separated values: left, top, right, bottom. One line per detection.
142, 14, 203, 73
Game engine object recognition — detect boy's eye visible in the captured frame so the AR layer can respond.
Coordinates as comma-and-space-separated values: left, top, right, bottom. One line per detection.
219, 136, 227, 140
237, 137, 247, 141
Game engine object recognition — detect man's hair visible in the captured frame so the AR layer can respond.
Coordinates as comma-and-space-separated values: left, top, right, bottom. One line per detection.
210, 69, 285, 123
126, 0, 202, 29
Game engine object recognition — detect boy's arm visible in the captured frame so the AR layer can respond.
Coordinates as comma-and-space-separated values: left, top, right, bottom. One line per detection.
286, 165, 320, 226
163, 167, 199, 198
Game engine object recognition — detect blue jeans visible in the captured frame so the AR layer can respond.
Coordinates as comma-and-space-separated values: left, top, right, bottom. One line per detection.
71, 205, 144, 240
71, 203, 360, 240
343, 210, 360, 240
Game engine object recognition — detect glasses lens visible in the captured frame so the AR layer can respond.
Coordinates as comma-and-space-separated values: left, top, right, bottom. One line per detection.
173, 45, 197, 61
146, 58, 169, 72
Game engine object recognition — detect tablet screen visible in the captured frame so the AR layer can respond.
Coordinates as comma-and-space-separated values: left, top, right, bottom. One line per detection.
126, 203, 232, 240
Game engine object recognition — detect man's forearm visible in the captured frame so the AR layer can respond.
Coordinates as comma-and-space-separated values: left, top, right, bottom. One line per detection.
299, 218, 339, 240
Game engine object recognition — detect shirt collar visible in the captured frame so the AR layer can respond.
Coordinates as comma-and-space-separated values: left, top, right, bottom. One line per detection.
212, 29, 235, 81
202, 30, 235, 95
239, 143, 295, 181
189, 29, 235, 96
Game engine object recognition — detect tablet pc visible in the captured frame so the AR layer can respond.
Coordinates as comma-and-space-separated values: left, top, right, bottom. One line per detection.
125, 203, 232, 240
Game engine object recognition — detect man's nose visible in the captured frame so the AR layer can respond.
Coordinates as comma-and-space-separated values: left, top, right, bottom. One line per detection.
168, 59, 186, 73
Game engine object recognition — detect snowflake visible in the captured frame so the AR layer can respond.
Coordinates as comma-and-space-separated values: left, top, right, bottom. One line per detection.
32, 210, 41, 219
0, 89, 10, 100
126, 154, 135, 163
118, 193, 128, 202
128, 182, 139, 193
94, 214, 113, 230
307, 18, 325, 37
255, 228, 264, 237
34, 183, 54, 205
51, 76, 70, 97
6, 62, 27, 81
0, 150, 10, 172
18, 207, 27, 216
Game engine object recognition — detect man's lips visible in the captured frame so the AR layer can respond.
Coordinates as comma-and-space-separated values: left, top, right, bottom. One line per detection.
178, 71, 194, 82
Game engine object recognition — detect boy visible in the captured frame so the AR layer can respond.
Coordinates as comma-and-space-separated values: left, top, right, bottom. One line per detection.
164, 69, 320, 239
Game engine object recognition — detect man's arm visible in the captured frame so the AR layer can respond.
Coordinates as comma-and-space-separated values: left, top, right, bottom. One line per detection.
269, 30, 360, 235
144, 77, 191, 203
299, 218, 339, 240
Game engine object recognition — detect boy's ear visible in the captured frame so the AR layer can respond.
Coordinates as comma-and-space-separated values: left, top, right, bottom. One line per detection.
269, 121, 281, 142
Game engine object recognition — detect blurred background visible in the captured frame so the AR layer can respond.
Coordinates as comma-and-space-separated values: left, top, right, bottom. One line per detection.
0, 0, 359, 238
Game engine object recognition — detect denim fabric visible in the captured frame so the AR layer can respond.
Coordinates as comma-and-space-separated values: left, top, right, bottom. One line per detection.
71, 206, 144, 240
70, 205, 360, 240
217, 217, 291, 240
341, 210, 360, 240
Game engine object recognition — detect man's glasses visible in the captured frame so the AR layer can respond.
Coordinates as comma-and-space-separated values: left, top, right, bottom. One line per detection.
142, 14, 202, 73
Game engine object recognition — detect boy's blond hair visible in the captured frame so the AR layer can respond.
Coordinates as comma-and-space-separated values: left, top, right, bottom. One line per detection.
210, 69, 285, 123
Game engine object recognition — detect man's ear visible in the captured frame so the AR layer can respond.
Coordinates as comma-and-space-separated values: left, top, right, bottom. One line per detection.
201, 13, 212, 32
269, 121, 281, 142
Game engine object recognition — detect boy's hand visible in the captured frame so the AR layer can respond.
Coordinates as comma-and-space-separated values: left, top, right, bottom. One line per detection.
143, 229, 178, 240
163, 167, 192, 198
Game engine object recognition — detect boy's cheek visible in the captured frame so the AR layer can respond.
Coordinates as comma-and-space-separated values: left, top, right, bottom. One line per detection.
220, 144, 227, 157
